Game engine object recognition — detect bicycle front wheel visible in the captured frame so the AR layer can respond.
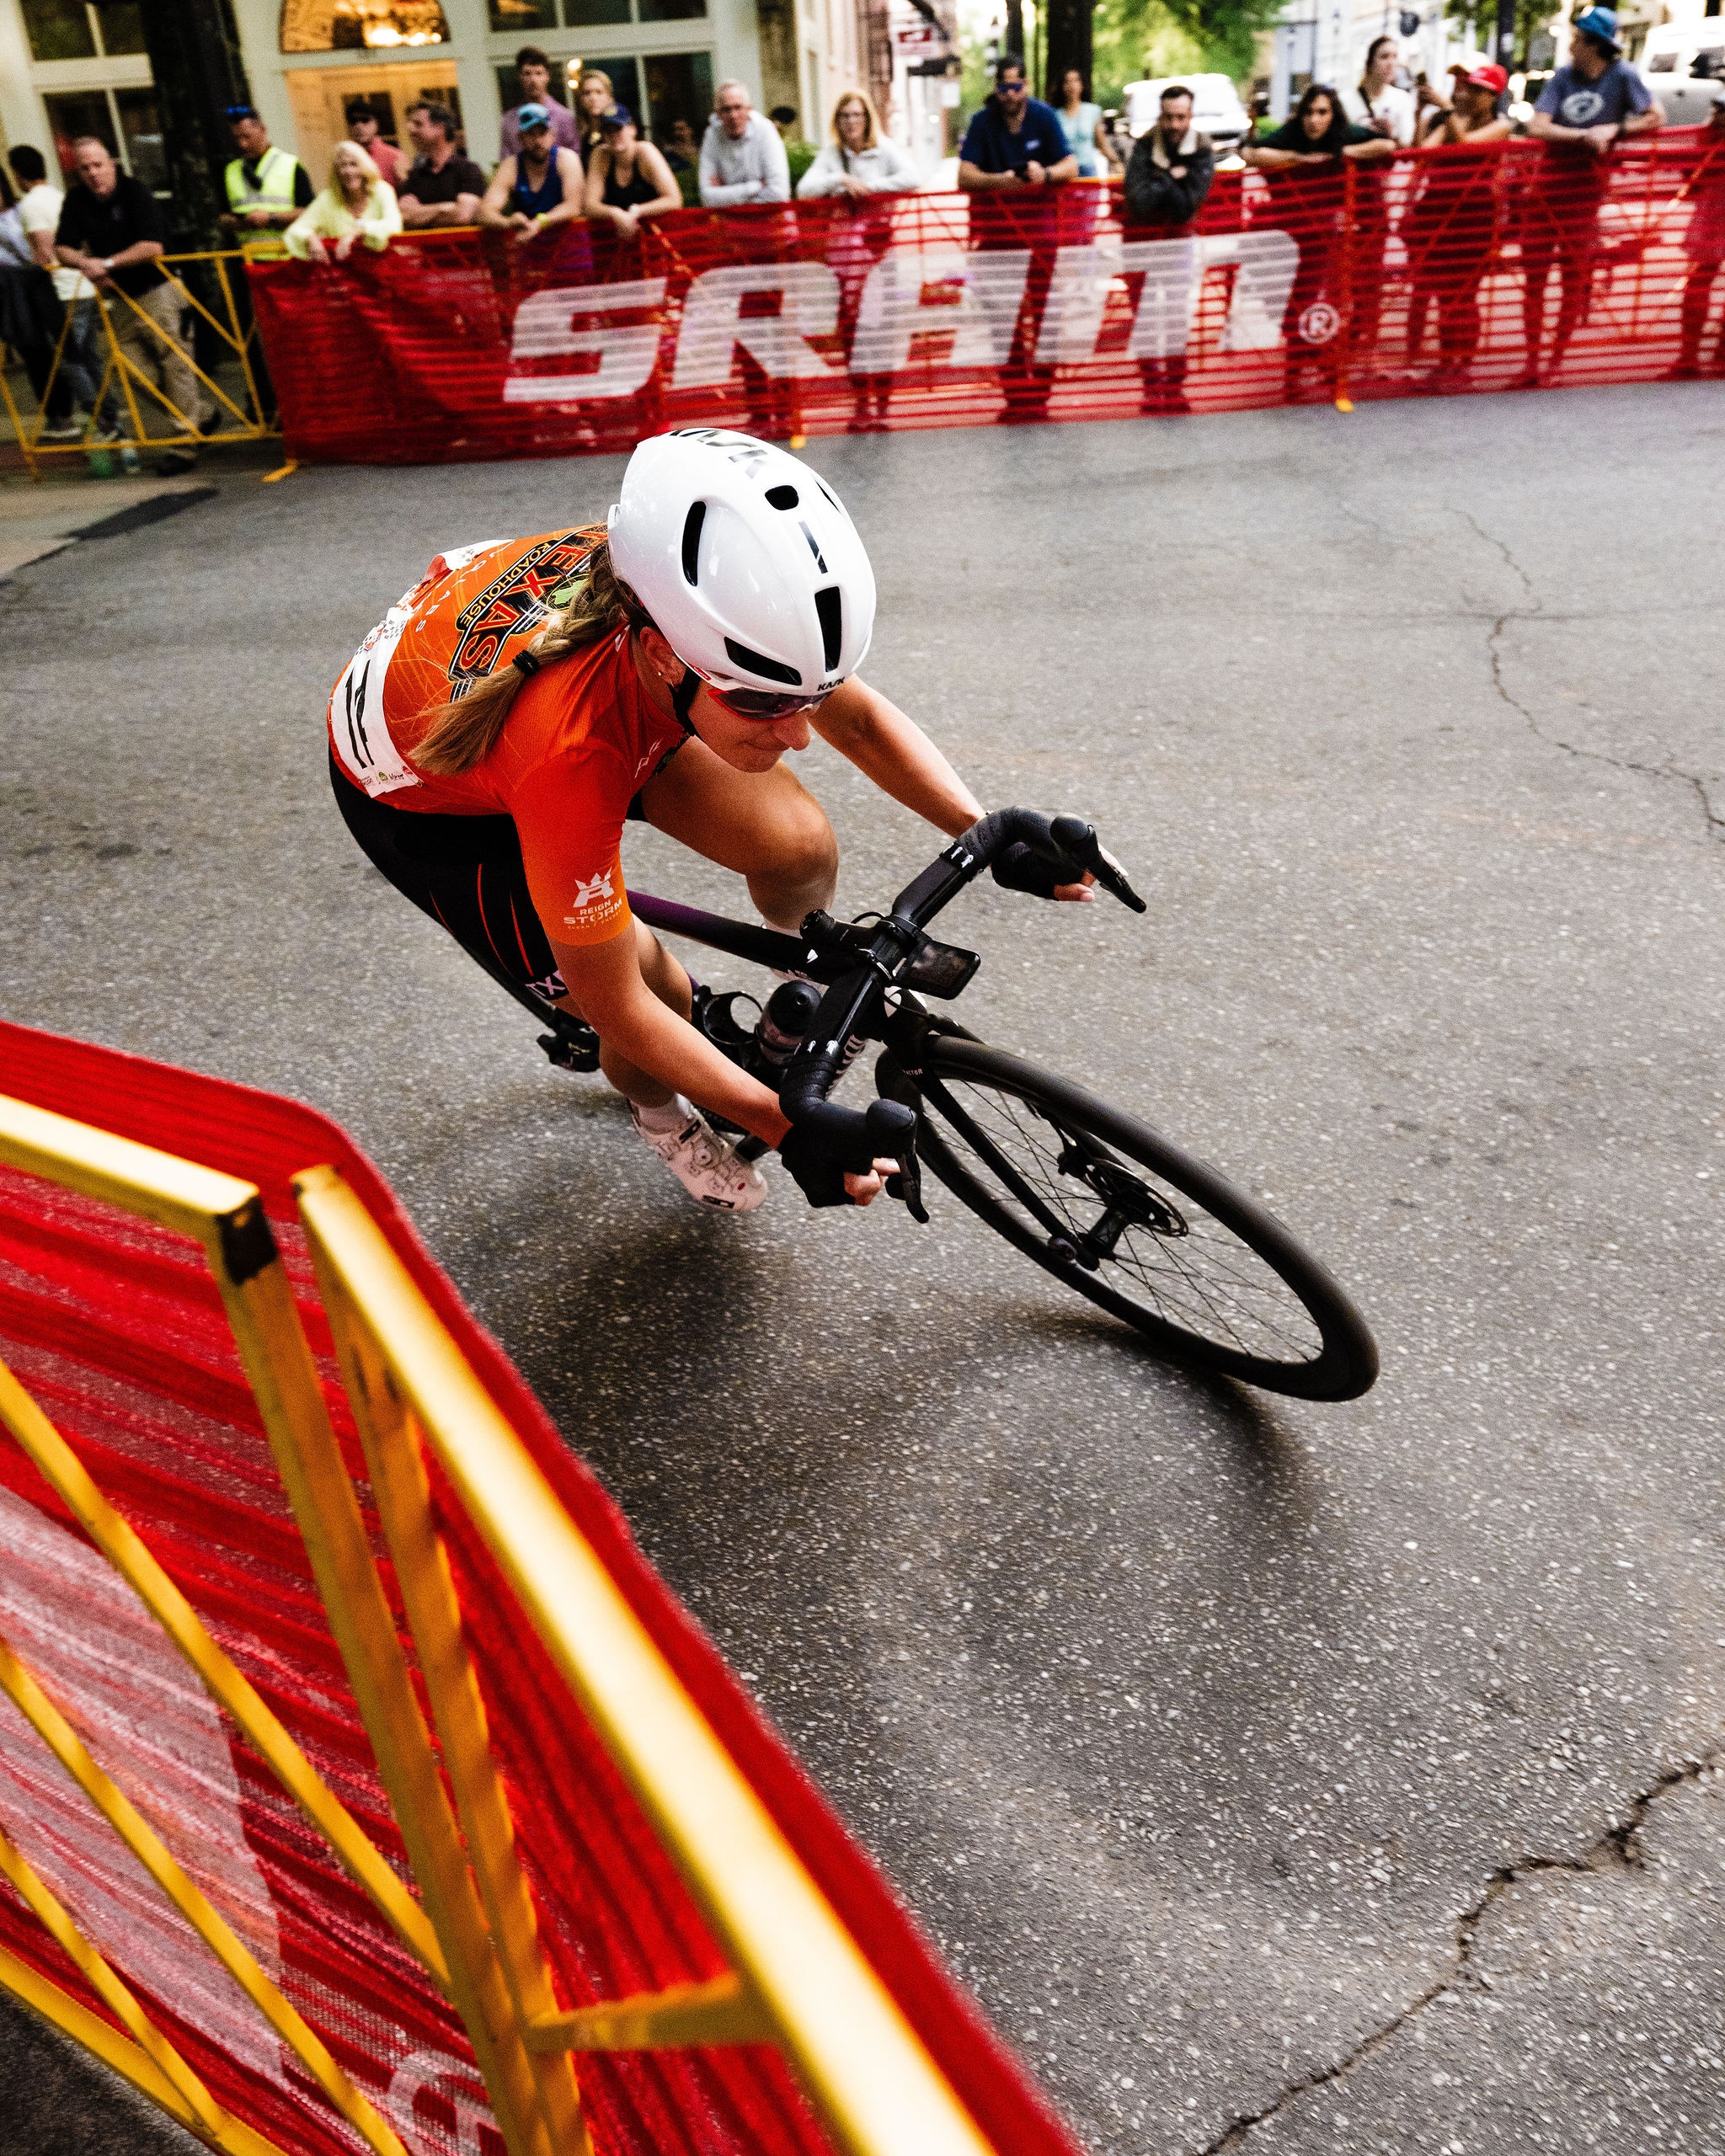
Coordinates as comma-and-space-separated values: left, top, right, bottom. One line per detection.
879, 1035, 1378, 1401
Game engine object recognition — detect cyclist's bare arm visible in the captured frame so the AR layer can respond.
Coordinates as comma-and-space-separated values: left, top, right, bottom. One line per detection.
549, 924, 891, 1201
812, 680, 1094, 901
550, 924, 787, 1139
810, 679, 983, 835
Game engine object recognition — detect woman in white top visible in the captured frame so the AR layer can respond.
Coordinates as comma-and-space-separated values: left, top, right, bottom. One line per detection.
796, 89, 921, 197
1337, 36, 1413, 365
284, 142, 402, 262
1341, 36, 1417, 144
798, 92, 916, 433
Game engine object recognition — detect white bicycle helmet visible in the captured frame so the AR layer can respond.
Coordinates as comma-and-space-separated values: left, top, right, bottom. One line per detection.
607, 429, 875, 710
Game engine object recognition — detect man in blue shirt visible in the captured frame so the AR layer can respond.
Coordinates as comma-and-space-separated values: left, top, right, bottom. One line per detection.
1520, 6, 1662, 382
959, 56, 1077, 189
958, 57, 1080, 424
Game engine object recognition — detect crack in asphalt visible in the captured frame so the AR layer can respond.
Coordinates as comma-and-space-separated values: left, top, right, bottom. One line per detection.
1194, 1750, 1723, 2153
1453, 510, 1723, 847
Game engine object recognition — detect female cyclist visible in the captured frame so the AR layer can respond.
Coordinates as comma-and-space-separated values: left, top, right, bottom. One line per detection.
328, 428, 1089, 1214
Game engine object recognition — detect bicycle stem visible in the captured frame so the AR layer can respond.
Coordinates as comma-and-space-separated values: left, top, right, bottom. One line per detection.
776, 806, 1145, 1172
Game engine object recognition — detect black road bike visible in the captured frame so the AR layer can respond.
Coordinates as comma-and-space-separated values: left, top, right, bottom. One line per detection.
516, 808, 1379, 1403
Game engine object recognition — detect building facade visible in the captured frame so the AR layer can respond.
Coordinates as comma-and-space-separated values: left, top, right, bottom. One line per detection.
0, 0, 168, 190
0, 0, 883, 200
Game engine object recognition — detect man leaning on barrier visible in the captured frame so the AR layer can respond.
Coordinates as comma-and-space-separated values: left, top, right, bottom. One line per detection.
958, 53, 1076, 194
959, 56, 1078, 425
398, 102, 487, 230
1124, 83, 1215, 415
13, 142, 112, 441
55, 137, 214, 472
1520, 5, 1662, 387
698, 83, 793, 435
478, 104, 585, 247
698, 81, 792, 206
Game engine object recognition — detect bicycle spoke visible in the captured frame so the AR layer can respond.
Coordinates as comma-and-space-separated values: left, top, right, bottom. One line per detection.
926, 1076, 1325, 1364
920, 1077, 1070, 1241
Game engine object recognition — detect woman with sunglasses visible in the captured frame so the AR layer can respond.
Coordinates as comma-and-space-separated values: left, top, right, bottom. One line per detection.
327, 429, 1092, 1214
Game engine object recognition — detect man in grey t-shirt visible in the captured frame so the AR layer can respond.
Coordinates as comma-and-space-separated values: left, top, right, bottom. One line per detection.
1520, 6, 1662, 382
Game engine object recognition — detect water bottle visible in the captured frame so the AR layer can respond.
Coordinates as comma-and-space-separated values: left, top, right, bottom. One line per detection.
753, 979, 821, 1070
119, 444, 140, 476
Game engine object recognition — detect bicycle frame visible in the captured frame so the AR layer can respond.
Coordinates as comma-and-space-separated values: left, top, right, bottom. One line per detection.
628, 897, 814, 982
575, 820, 1375, 1398
629, 808, 1146, 1181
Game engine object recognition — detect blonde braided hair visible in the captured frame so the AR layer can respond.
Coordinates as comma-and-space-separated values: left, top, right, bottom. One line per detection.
411, 538, 654, 776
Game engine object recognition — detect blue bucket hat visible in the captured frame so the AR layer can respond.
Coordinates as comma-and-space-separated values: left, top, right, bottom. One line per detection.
1573, 7, 1621, 51
516, 101, 551, 129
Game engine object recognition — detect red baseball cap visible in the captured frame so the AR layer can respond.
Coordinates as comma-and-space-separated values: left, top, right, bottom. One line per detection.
1466, 61, 1509, 92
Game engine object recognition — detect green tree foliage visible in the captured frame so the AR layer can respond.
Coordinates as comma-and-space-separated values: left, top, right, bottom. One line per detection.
960, 14, 997, 116
1444, 0, 1557, 69
959, 0, 1277, 125
1090, 0, 1280, 101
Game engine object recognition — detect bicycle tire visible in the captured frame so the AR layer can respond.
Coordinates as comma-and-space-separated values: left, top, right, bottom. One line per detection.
879, 1035, 1378, 1401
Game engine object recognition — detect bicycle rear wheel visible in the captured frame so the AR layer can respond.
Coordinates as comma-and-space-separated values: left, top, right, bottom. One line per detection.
879, 1035, 1377, 1401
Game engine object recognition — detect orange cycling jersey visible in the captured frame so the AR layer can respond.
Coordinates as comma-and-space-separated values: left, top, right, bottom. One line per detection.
327, 527, 685, 947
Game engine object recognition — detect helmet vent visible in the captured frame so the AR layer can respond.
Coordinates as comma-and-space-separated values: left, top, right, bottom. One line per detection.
814, 585, 842, 674
765, 484, 799, 510
724, 638, 802, 687
680, 501, 706, 585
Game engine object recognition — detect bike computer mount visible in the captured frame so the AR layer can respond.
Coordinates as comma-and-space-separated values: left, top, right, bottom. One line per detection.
793, 910, 981, 1001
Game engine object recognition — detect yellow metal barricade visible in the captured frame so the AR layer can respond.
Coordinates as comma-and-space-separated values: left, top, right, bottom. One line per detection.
3, 249, 279, 482
0, 1093, 996, 2156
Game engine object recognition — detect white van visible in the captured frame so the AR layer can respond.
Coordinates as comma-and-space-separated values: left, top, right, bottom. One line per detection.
1639, 22, 1725, 125
1122, 73, 1252, 148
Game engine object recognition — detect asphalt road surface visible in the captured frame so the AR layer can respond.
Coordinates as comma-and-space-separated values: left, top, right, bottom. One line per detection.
2, 382, 1722, 2156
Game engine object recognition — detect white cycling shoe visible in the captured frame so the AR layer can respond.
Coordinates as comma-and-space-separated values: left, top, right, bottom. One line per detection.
629, 1098, 767, 1213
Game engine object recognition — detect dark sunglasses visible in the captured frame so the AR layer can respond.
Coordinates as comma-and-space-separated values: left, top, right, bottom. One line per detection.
710, 682, 826, 720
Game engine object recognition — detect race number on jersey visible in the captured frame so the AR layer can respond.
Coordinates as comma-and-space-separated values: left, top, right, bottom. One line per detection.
328, 539, 508, 798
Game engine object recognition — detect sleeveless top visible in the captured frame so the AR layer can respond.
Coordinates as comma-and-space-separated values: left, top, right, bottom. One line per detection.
510, 153, 565, 219
1057, 102, 1102, 178
603, 156, 660, 211
326, 529, 683, 949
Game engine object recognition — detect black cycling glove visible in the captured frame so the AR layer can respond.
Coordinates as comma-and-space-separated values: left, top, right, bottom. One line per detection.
991, 841, 1069, 901
777, 1124, 856, 1208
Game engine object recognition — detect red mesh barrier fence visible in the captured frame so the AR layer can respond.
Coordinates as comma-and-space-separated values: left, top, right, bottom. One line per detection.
247, 128, 1725, 466
0, 1020, 1083, 2156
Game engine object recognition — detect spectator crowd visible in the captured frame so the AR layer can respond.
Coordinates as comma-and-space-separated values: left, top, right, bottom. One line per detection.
3, 3, 1723, 469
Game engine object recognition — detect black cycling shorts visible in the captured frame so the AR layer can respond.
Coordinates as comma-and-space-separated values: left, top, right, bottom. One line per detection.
329, 747, 665, 1006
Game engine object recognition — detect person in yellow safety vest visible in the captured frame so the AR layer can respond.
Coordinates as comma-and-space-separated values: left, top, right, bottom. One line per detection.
218, 106, 314, 237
